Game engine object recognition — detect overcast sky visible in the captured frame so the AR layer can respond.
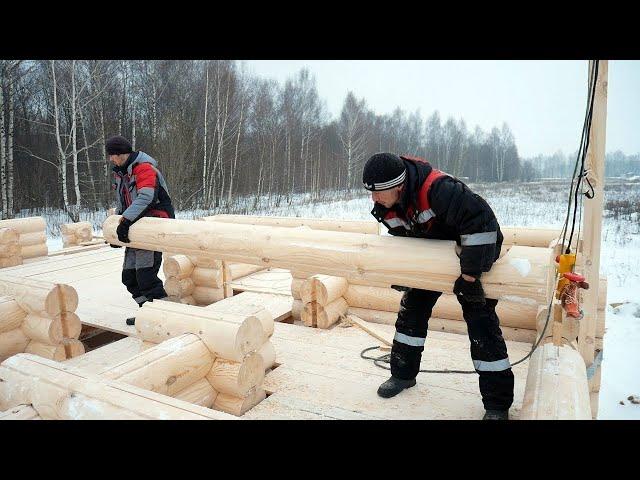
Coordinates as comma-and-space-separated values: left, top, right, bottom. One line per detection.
242, 60, 639, 158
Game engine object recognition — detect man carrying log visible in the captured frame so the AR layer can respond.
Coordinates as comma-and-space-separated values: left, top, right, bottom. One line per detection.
106, 135, 175, 326
362, 153, 513, 420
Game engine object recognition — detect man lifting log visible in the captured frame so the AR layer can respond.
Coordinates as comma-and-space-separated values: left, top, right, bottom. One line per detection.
106, 135, 175, 326
362, 153, 513, 420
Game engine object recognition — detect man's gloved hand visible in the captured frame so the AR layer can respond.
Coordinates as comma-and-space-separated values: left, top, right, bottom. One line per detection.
453, 275, 486, 305
116, 217, 132, 243
391, 285, 410, 292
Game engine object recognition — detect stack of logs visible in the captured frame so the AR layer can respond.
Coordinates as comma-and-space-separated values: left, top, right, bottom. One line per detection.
163, 254, 265, 306
61, 222, 93, 248
0, 217, 48, 265
0, 228, 21, 268
134, 299, 274, 416
0, 277, 84, 362
294, 273, 349, 328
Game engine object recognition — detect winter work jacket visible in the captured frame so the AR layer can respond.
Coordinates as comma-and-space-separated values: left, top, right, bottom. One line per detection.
113, 151, 175, 221
370, 155, 503, 277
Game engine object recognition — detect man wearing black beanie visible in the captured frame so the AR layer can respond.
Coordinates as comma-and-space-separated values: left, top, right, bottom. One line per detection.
106, 135, 175, 326
362, 152, 513, 420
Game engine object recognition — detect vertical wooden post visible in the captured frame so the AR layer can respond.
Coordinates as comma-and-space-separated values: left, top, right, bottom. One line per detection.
578, 60, 608, 365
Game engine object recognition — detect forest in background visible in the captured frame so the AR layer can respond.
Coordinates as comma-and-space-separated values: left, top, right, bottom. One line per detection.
0, 60, 638, 221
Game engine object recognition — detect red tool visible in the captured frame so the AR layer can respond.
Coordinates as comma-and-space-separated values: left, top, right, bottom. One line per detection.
559, 272, 590, 318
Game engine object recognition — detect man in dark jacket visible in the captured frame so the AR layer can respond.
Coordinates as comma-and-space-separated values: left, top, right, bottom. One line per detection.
362, 152, 513, 420
106, 135, 175, 326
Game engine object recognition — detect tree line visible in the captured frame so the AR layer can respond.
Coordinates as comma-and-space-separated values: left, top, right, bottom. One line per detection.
0, 59, 610, 221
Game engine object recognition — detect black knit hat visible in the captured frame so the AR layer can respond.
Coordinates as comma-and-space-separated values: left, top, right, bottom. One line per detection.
105, 135, 133, 155
362, 153, 406, 191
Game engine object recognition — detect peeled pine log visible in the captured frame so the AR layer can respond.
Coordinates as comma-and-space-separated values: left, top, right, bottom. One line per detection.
0, 354, 234, 419
303, 297, 349, 329
291, 277, 303, 300
0, 227, 19, 244
174, 378, 218, 408
62, 338, 85, 358
189, 256, 223, 269
501, 227, 560, 247
59, 312, 82, 339
167, 295, 197, 306
0, 217, 46, 235
300, 274, 348, 306
163, 254, 195, 280
24, 341, 66, 361
191, 267, 224, 288
165, 277, 195, 297
0, 297, 27, 333
347, 307, 538, 344
229, 263, 266, 280
21, 315, 63, 345
203, 214, 380, 234
258, 340, 276, 371
103, 215, 553, 303
520, 343, 591, 419
102, 334, 214, 397
192, 286, 225, 305
20, 243, 48, 259
19, 231, 48, 247
213, 388, 267, 416
0, 257, 22, 268
0, 329, 30, 361
0, 404, 41, 420
0, 276, 78, 317
206, 352, 265, 397
0, 243, 21, 257
136, 301, 264, 362
60, 222, 92, 241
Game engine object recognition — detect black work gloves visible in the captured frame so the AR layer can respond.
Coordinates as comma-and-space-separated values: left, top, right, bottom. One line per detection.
453, 275, 486, 305
116, 217, 132, 243
391, 285, 410, 292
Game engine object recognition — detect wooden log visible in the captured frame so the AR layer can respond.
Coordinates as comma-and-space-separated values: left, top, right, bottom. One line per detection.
0, 296, 26, 333
164, 277, 195, 297
206, 352, 265, 397
60, 311, 82, 339
229, 263, 266, 280
0, 354, 234, 419
0, 227, 19, 244
102, 333, 214, 397
291, 299, 303, 321
103, 215, 553, 303
300, 274, 348, 306
191, 267, 224, 288
500, 227, 561, 247
174, 378, 218, 408
170, 295, 197, 306
24, 341, 66, 361
20, 243, 48, 259
0, 217, 46, 235
203, 214, 380, 234
0, 329, 30, 361
0, 404, 41, 420
0, 243, 21, 258
213, 388, 267, 416
62, 338, 85, 358
192, 286, 225, 305
162, 254, 195, 280
258, 340, 276, 371
189, 256, 223, 269
0, 276, 78, 317
18, 231, 48, 247
135, 301, 264, 362
291, 277, 303, 299
0, 257, 23, 268
21, 315, 63, 345
60, 222, 92, 240
304, 297, 348, 329
347, 307, 538, 344
62, 233, 77, 248
520, 343, 591, 419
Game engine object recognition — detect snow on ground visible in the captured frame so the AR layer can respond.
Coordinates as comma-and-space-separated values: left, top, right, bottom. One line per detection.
29, 179, 640, 419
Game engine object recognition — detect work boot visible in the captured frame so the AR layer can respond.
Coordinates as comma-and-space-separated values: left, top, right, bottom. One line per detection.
482, 409, 509, 420
126, 317, 136, 326
377, 376, 417, 398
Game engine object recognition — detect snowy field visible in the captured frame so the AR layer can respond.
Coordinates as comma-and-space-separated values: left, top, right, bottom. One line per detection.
36, 179, 640, 419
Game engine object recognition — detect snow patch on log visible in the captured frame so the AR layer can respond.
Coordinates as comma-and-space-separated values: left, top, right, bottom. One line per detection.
509, 258, 531, 277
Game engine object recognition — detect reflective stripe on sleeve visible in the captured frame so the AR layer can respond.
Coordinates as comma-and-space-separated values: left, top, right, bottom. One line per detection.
386, 218, 410, 230
394, 332, 426, 347
473, 358, 511, 372
417, 209, 435, 224
460, 231, 497, 246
